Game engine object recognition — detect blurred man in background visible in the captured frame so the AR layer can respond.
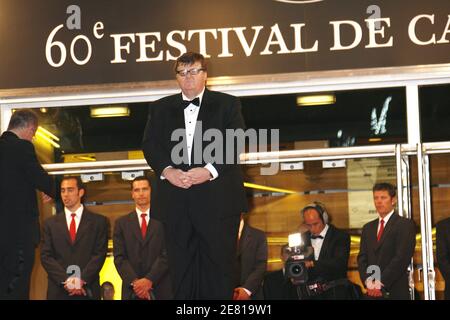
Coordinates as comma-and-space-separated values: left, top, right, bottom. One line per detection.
0, 109, 54, 299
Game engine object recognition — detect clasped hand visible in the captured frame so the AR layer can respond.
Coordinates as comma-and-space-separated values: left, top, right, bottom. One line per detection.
163, 167, 211, 189
365, 279, 384, 297
132, 278, 153, 300
64, 277, 87, 296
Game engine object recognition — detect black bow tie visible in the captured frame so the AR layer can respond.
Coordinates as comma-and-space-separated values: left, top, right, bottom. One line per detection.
182, 97, 200, 108
311, 235, 324, 240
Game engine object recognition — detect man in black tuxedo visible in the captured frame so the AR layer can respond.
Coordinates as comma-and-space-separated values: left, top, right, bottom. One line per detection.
233, 216, 267, 300
436, 217, 450, 299
41, 176, 108, 300
142, 52, 246, 299
0, 109, 54, 300
358, 182, 416, 300
113, 176, 172, 300
300, 202, 352, 299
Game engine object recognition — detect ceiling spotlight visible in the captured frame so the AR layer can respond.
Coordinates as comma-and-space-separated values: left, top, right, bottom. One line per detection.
297, 94, 336, 106
90, 105, 130, 118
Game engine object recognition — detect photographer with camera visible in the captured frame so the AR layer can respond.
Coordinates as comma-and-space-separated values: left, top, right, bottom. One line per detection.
286, 202, 353, 299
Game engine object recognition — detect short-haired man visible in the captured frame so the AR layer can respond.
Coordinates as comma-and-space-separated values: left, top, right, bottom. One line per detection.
358, 182, 416, 299
41, 176, 108, 300
300, 202, 351, 299
0, 109, 54, 299
113, 176, 172, 300
142, 52, 247, 299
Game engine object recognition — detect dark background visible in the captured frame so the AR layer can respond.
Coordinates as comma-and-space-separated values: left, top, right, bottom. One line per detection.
0, 0, 449, 90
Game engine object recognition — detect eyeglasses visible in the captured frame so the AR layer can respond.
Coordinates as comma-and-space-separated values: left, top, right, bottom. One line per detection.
176, 68, 205, 77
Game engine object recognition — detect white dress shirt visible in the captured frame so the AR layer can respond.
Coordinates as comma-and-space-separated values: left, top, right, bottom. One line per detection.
136, 207, 150, 228
183, 91, 202, 166
161, 88, 218, 180
311, 224, 329, 261
64, 205, 84, 232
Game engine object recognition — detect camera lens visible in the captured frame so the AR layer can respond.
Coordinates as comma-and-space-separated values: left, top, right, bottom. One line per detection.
290, 263, 304, 276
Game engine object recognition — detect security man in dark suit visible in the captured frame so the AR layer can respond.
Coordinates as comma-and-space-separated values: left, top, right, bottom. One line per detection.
358, 182, 416, 300
436, 217, 450, 300
300, 202, 352, 299
142, 52, 247, 299
233, 215, 267, 300
0, 109, 54, 300
41, 176, 108, 300
113, 176, 172, 300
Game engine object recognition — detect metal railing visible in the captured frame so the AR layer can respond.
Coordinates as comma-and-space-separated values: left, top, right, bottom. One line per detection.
40, 142, 450, 300
43, 144, 408, 174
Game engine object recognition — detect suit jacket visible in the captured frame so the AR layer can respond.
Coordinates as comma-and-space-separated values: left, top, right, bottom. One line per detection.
142, 89, 247, 298
358, 213, 416, 300
0, 131, 54, 297
304, 224, 350, 283
301, 224, 351, 299
41, 209, 108, 300
263, 270, 298, 300
0, 131, 54, 248
436, 217, 450, 300
236, 224, 268, 300
142, 88, 247, 224
113, 211, 172, 300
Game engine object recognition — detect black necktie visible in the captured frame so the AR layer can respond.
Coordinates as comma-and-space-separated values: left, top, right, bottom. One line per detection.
311, 235, 324, 240
182, 97, 200, 109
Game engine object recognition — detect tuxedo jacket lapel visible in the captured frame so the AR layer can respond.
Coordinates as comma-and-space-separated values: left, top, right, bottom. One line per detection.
129, 212, 145, 244
74, 210, 92, 245
196, 89, 213, 128
171, 93, 190, 166
368, 219, 380, 251
143, 218, 155, 246
375, 213, 399, 251
172, 93, 186, 127
56, 213, 72, 245
318, 226, 333, 261
238, 224, 251, 256
193, 89, 212, 164
130, 211, 154, 245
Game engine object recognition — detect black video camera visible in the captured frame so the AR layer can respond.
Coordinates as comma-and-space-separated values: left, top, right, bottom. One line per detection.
284, 245, 314, 286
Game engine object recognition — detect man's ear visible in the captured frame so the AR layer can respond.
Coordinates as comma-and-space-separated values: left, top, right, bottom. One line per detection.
392, 196, 397, 205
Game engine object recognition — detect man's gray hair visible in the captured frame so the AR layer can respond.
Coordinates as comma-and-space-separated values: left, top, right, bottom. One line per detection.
7, 109, 38, 130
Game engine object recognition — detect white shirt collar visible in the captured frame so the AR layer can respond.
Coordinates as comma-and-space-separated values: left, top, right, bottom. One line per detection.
181, 87, 205, 107
64, 204, 83, 219
311, 224, 329, 241
378, 209, 395, 224
136, 207, 150, 218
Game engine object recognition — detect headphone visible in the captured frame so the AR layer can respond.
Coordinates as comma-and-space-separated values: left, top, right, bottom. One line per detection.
301, 202, 329, 224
